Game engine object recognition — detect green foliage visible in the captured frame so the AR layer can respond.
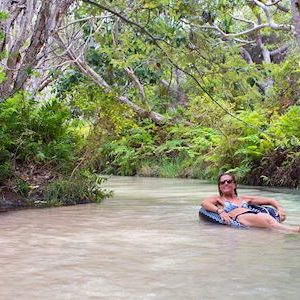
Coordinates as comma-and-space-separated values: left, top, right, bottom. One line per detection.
266, 106, 300, 148
0, 10, 9, 20
199, 104, 300, 182
5, 96, 81, 171
158, 158, 183, 178
99, 124, 156, 176
98, 122, 220, 178
65, 80, 137, 134
270, 54, 300, 107
30, 98, 71, 142
0, 161, 12, 183
52, 69, 84, 98
0, 67, 5, 83
43, 172, 112, 206
15, 179, 30, 197
202, 109, 270, 179
105, 140, 138, 175
188, 94, 234, 127
188, 45, 263, 112
0, 10, 8, 42
0, 93, 89, 195
1, 0, 300, 191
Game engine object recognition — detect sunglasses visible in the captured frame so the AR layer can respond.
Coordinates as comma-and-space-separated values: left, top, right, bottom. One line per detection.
219, 179, 234, 185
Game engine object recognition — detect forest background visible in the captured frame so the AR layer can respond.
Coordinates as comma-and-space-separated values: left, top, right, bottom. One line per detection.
0, 0, 300, 208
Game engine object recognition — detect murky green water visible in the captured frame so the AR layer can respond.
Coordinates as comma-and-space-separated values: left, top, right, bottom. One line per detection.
0, 176, 299, 299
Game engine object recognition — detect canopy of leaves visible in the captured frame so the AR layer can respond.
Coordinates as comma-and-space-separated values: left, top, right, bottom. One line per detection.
1, 0, 300, 203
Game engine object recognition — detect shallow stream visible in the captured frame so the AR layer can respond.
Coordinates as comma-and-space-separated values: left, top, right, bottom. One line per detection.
0, 176, 300, 299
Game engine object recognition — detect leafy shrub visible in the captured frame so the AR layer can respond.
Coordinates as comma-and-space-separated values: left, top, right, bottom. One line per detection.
98, 122, 220, 179
29, 98, 71, 142
158, 158, 183, 178
14, 179, 30, 197
98, 123, 157, 175
43, 172, 112, 206
0, 161, 13, 183
0, 93, 112, 204
0, 93, 84, 172
266, 106, 300, 148
203, 110, 270, 179
137, 163, 160, 177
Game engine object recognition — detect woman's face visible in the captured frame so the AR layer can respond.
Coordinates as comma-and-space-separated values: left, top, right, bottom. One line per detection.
219, 174, 236, 195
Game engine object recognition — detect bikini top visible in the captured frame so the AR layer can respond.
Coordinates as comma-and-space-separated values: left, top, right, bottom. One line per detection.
223, 200, 249, 213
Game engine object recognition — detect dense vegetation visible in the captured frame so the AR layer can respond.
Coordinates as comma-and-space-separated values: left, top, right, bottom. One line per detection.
0, 0, 300, 208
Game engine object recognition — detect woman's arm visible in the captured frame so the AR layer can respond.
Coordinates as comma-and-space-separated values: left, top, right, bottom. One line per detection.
247, 196, 281, 208
246, 196, 286, 222
201, 196, 223, 214
201, 196, 232, 224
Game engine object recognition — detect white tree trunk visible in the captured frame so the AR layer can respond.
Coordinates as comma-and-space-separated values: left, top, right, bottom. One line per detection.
291, 0, 300, 50
0, 0, 75, 101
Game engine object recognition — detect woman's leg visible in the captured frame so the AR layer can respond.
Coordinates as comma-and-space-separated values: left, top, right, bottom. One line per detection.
237, 213, 299, 233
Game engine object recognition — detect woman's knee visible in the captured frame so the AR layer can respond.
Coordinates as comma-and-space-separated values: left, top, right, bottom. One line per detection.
260, 214, 278, 227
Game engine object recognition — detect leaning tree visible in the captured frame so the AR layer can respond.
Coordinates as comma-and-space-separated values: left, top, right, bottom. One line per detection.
1, 0, 299, 124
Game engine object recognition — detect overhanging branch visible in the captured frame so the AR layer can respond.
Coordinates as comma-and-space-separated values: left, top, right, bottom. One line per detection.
81, 0, 261, 131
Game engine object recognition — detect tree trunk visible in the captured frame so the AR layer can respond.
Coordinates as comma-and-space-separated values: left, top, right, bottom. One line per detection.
0, 0, 75, 102
291, 0, 300, 49
53, 33, 165, 124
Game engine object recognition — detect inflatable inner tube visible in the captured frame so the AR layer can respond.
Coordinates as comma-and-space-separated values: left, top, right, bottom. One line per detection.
199, 205, 280, 228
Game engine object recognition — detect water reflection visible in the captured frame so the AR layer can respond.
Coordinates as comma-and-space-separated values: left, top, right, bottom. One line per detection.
0, 176, 299, 299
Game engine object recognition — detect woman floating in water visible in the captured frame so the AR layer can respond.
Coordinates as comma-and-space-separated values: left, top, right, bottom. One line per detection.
201, 173, 300, 233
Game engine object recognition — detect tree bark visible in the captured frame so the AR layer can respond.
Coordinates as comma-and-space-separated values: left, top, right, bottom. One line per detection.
256, 15, 274, 95
291, 0, 300, 49
0, 0, 165, 124
0, 0, 75, 102
54, 33, 165, 124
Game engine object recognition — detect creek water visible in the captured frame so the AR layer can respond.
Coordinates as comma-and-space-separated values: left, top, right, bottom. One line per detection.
0, 176, 300, 299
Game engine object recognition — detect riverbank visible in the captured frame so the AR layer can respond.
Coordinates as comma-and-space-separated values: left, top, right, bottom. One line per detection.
1, 165, 300, 211
0, 189, 28, 210
0, 166, 112, 210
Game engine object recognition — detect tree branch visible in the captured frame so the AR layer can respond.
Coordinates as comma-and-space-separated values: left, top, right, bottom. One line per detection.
266, 0, 284, 6
124, 67, 147, 104
81, 0, 261, 130
54, 32, 164, 124
240, 47, 254, 64
265, 0, 290, 12
269, 44, 289, 57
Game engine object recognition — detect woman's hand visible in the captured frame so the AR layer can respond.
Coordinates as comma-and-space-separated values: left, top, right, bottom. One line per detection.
219, 211, 232, 225
246, 196, 287, 223
277, 206, 286, 222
